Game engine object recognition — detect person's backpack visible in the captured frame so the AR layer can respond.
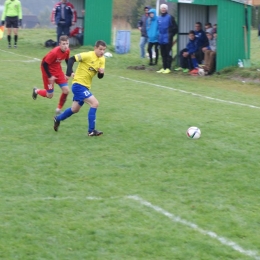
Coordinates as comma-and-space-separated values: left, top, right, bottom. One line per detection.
45, 39, 57, 48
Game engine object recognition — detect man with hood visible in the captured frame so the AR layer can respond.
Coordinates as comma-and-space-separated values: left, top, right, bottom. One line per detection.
137, 6, 150, 58
146, 8, 159, 65
157, 4, 178, 74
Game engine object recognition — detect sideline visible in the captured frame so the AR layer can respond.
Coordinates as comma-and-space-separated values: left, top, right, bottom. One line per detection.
1, 48, 260, 110
118, 76, 260, 110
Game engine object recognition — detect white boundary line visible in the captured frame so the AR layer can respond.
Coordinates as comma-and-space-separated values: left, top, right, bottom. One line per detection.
118, 76, 260, 110
1, 48, 260, 110
0, 48, 41, 61
1, 60, 39, 62
5, 194, 260, 259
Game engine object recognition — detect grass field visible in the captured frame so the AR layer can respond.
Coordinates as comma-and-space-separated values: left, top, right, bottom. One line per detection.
1, 28, 260, 260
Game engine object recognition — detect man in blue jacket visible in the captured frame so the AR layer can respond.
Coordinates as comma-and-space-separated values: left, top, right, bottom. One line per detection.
179, 30, 199, 74
157, 4, 178, 74
51, 0, 77, 45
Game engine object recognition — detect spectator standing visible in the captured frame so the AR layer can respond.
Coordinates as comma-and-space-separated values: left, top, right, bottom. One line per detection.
157, 4, 178, 74
51, 0, 77, 45
137, 6, 150, 58
146, 8, 159, 66
1, 0, 22, 48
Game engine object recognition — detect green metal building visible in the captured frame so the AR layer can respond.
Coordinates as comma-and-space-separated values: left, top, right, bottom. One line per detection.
83, 0, 113, 46
70, 0, 113, 46
166, 0, 252, 71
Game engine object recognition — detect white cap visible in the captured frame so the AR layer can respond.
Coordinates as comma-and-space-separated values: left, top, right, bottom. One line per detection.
160, 4, 168, 10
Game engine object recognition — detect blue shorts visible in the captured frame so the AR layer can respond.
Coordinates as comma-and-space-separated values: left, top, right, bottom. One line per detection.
72, 83, 93, 106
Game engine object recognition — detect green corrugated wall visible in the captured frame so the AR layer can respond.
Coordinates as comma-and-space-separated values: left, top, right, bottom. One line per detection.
166, 0, 252, 71
83, 0, 113, 46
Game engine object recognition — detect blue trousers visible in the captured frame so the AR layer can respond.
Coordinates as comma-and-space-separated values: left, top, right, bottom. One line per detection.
56, 23, 70, 45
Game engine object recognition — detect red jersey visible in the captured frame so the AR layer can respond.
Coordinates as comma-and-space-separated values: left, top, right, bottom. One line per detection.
42, 46, 70, 75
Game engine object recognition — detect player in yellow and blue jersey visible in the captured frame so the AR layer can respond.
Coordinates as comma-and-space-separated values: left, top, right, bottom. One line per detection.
54, 40, 106, 136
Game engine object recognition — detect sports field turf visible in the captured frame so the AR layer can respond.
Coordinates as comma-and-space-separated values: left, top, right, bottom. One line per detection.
1, 28, 260, 260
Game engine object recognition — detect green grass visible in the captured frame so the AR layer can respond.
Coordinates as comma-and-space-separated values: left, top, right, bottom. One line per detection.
1, 28, 260, 260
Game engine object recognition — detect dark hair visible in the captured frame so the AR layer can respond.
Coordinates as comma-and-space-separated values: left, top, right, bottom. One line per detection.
205, 22, 212, 27
189, 30, 195, 35
59, 35, 69, 42
195, 22, 202, 27
95, 40, 107, 47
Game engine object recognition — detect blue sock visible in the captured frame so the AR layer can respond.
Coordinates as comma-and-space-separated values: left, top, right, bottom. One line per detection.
192, 57, 198, 68
88, 107, 97, 132
57, 108, 74, 121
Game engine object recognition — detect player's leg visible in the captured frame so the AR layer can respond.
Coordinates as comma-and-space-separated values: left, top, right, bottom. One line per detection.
53, 83, 85, 131
32, 71, 54, 100
6, 17, 12, 48
84, 95, 103, 136
55, 74, 70, 114
13, 17, 19, 48
13, 28, 18, 48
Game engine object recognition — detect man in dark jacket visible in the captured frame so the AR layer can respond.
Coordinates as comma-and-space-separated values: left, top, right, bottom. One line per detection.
137, 6, 150, 58
157, 4, 178, 74
194, 22, 209, 64
51, 0, 77, 45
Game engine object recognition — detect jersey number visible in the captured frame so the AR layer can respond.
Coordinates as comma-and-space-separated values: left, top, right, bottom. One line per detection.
84, 90, 90, 97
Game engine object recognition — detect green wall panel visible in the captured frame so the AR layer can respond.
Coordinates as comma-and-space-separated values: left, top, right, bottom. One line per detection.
83, 0, 113, 46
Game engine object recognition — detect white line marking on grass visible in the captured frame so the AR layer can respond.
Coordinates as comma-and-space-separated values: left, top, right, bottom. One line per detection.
127, 195, 260, 260
118, 76, 260, 110
0, 48, 41, 61
1, 47, 259, 110
1, 60, 39, 62
5, 194, 259, 258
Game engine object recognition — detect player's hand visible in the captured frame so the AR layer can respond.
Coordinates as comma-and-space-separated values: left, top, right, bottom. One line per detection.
1, 20, 4, 26
98, 68, 104, 74
19, 19, 22, 27
48, 76, 57, 84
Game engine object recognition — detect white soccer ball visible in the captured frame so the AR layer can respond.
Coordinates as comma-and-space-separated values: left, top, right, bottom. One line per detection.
198, 68, 205, 76
186, 126, 201, 139
104, 52, 113, 58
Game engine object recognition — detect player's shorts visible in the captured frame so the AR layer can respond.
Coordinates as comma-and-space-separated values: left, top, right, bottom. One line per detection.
72, 83, 92, 106
41, 67, 68, 93
5, 16, 19, 28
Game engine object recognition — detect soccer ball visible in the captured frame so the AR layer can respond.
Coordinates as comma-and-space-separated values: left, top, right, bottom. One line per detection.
186, 126, 201, 139
104, 52, 113, 58
198, 68, 205, 76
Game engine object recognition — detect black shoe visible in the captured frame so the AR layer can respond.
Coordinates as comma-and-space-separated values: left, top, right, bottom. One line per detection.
88, 129, 103, 136
32, 87, 37, 100
54, 116, 60, 132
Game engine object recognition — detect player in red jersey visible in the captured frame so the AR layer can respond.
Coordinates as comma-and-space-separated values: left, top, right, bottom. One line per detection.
32, 35, 70, 115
